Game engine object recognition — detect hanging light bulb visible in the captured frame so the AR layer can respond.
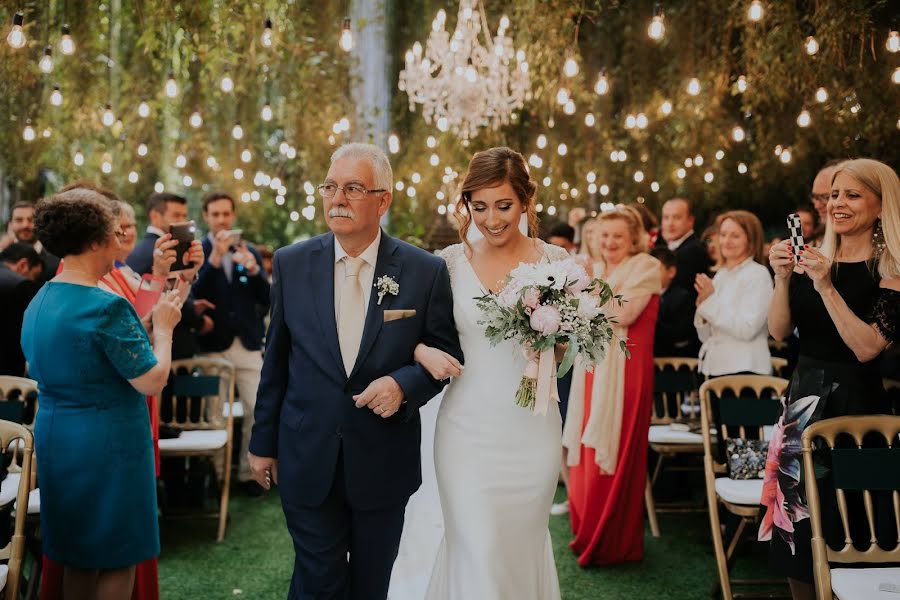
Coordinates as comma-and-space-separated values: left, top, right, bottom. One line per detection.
164, 72, 178, 98
174, 154, 186, 169
126, 171, 138, 183
220, 73, 234, 93
233, 168, 244, 180
634, 170, 645, 183
388, 134, 400, 154
736, 75, 748, 93
563, 56, 579, 77
585, 112, 595, 126
59, 24, 75, 55
738, 162, 748, 174
340, 17, 353, 52
536, 134, 547, 149
22, 120, 35, 142
189, 111, 202, 128
101, 104, 115, 127
804, 36, 819, 55
154, 182, 165, 193
636, 113, 649, 129
815, 87, 828, 103
557, 143, 568, 156
796, 109, 812, 127
73, 150, 84, 166
687, 78, 701, 96
261, 102, 273, 121
50, 85, 63, 106
261, 17, 273, 47
241, 149, 252, 163
648, 4, 665, 41
748, 1, 764, 22
780, 148, 793, 164
137, 143, 148, 157
732, 125, 746, 142
594, 70, 610, 95
625, 114, 637, 129
7, 13, 26, 49
676, 168, 687, 179
39, 46, 54, 73
563, 100, 576, 115
101, 154, 113, 174
704, 171, 714, 183
556, 88, 569, 105
660, 100, 673, 115
893, 67, 900, 85
887, 31, 900, 53
232, 123, 244, 140
135, 101, 149, 118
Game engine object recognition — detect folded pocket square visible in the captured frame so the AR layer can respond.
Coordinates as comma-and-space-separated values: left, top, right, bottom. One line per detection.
384, 309, 416, 322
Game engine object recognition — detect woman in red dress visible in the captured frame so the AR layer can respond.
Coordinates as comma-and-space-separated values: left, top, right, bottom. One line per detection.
562, 206, 661, 566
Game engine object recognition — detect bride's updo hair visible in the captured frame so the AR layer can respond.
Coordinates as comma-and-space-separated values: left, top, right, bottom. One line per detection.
456, 147, 539, 246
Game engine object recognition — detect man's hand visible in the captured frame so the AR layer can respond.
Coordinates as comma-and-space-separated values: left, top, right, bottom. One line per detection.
233, 242, 260, 276
193, 299, 216, 315
209, 230, 234, 269
199, 315, 214, 335
353, 376, 405, 418
248, 452, 278, 490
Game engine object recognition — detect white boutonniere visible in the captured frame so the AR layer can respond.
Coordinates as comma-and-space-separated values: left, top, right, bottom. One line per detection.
375, 275, 399, 305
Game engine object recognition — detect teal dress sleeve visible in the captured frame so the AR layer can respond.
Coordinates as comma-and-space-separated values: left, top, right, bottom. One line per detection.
96, 295, 158, 380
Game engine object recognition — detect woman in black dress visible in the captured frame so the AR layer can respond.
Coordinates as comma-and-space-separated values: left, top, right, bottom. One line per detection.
761, 158, 899, 600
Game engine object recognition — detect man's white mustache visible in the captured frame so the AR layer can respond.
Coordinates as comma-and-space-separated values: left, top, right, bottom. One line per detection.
328, 208, 354, 218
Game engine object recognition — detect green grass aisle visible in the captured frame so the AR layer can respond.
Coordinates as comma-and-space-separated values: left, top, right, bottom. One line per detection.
159, 487, 776, 599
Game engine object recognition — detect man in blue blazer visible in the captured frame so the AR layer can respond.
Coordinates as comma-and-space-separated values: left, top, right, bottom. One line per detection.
249, 143, 462, 600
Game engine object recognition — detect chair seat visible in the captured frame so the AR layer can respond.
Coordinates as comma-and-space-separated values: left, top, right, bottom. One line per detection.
159, 429, 228, 452
12, 488, 39, 516
649, 425, 703, 444
0, 473, 20, 507
832, 567, 900, 600
0, 563, 7, 591
714, 477, 763, 506
223, 401, 243, 418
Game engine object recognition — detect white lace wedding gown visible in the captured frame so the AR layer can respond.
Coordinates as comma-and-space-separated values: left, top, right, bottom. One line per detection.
389, 242, 563, 600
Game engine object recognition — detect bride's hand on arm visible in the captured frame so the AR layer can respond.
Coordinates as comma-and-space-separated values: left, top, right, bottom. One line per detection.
414, 343, 463, 380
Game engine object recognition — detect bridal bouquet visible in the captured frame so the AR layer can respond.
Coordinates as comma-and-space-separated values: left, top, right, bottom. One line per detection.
474, 258, 625, 414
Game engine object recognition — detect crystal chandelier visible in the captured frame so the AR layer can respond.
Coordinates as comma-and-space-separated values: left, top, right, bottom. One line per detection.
399, 0, 530, 143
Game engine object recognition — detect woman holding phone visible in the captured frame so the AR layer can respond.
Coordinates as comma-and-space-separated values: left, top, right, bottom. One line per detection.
761, 158, 899, 600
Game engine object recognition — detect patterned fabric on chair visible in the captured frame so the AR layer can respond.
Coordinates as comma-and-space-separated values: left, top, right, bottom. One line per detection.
700, 374, 789, 600
158, 357, 235, 542
802, 415, 900, 600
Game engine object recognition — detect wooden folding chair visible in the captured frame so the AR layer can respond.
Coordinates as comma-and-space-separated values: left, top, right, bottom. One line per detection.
158, 357, 235, 542
700, 374, 789, 600
645, 357, 703, 537
0, 420, 34, 599
803, 415, 900, 600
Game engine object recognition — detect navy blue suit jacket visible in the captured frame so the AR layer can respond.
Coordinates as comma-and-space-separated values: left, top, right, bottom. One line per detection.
125, 232, 159, 276
249, 232, 462, 510
193, 237, 270, 353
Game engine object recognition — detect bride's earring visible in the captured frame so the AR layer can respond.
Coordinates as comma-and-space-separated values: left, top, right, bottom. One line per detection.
872, 218, 885, 259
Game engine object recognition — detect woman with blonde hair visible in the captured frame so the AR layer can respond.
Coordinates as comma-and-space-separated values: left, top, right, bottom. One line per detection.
761, 158, 898, 600
564, 204, 662, 565
694, 210, 773, 377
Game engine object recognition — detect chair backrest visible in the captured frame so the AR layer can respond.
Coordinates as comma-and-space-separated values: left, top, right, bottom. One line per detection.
161, 358, 235, 431
652, 357, 700, 424
0, 376, 38, 428
0, 420, 33, 600
802, 415, 900, 599
699, 375, 789, 475
885, 379, 900, 416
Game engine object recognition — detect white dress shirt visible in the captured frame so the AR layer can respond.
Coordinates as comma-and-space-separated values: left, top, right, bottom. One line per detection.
146, 225, 166, 237
666, 229, 695, 251
334, 230, 381, 322
694, 256, 773, 376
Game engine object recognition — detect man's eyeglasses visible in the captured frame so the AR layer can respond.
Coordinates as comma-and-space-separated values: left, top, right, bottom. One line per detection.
318, 183, 387, 201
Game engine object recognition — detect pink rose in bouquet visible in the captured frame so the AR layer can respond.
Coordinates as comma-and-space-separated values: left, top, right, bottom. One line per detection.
497, 280, 523, 308
521, 286, 541, 310
529, 305, 561, 335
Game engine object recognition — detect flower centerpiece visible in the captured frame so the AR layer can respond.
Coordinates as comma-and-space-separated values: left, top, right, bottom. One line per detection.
474, 258, 627, 414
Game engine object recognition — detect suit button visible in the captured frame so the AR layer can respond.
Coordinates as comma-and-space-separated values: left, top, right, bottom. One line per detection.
335, 426, 342, 437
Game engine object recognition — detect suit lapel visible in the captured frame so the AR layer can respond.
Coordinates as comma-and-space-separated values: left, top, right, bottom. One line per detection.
350, 233, 402, 378
311, 233, 345, 378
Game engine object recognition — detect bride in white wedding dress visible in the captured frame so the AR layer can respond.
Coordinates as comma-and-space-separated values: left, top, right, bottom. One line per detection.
389, 147, 563, 600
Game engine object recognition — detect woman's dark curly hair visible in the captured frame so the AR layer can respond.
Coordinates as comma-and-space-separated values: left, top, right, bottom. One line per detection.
34, 188, 116, 258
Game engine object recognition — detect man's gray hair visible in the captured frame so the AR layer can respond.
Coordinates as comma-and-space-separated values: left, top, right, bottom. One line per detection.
330, 143, 393, 192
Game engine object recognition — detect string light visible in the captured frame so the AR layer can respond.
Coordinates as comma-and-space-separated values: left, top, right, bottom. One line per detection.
815, 87, 828, 103
340, 17, 353, 52
564, 56, 579, 77
556, 88, 570, 105
594, 71, 610, 95
715, 149, 725, 160
183, 175, 193, 187
660, 100, 672, 115
275, 195, 285, 206
617, 150, 627, 162
648, 5, 665, 41
893, 67, 900, 85
165, 72, 178, 98
528, 154, 543, 168
564, 100, 576, 115
684, 157, 693, 167
437, 205, 447, 216
797, 109, 811, 127
732, 125, 746, 142
220, 73, 234, 93
189, 111, 203, 128
59, 24, 75, 55
634, 170, 645, 182
543, 176, 552, 186
137, 101, 150, 118
427, 136, 437, 148
102, 104, 115, 127
261, 102, 274, 121
250, 190, 260, 201
650, 181, 660, 192
154, 182, 165, 193
599, 184, 610, 196
7, 13, 26, 49
556, 143, 568, 156
804, 36, 819, 55
39, 47, 54, 74
536, 134, 547, 149
73, 150, 84, 166
21, 120, 35, 141
694, 154, 704, 166
430, 153, 440, 166
748, 1, 764, 22
676, 168, 686, 179
687, 78, 701, 96
738, 162, 748, 174
128, 171, 139, 183
703, 171, 714, 183
232, 123, 244, 140
584, 112, 596, 126
261, 17, 273, 47
137, 143, 148, 156
388, 134, 400, 154
780, 148, 793, 164
233, 168, 244, 180
241, 149, 252, 163
736, 75, 748, 93
411, 172, 421, 184
50, 85, 63, 106
101, 154, 113, 174
636, 113, 649, 129
888, 31, 900, 53
175, 154, 187, 168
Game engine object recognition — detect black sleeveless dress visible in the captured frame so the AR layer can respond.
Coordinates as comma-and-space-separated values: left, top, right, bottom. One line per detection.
760, 261, 895, 582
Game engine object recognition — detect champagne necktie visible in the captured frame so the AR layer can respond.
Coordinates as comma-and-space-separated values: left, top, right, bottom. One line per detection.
338, 256, 366, 375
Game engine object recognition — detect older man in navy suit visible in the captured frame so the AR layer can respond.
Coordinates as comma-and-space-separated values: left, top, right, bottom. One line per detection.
249, 143, 462, 600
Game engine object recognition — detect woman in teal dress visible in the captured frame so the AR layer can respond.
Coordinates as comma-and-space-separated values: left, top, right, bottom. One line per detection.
20, 188, 183, 600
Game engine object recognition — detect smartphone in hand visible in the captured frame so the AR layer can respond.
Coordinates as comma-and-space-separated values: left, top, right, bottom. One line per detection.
169, 221, 197, 271
224, 229, 243, 250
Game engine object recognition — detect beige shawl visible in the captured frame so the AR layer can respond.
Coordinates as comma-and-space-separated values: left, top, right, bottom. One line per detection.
562, 252, 662, 474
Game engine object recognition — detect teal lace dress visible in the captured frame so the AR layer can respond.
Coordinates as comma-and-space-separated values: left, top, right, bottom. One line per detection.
20, 282, 159, 569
